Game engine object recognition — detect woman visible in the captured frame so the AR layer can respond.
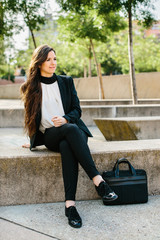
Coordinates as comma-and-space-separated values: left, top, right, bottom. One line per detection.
21, 44, 118, 228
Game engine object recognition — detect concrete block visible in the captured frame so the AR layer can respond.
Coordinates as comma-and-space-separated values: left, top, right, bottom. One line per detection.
0, 109, 24, 127
94, 117, 160, 140
1, 136, 160, 206
81, 106, 116, 126
116, 105, 160, 117
0, 84, 21, 99
0, 100, 24, 127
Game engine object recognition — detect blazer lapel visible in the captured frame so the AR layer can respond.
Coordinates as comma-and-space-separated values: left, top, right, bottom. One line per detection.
56, 75, 67, 113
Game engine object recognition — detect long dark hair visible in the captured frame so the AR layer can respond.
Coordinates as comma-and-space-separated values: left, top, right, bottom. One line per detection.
20, 44, 56, 137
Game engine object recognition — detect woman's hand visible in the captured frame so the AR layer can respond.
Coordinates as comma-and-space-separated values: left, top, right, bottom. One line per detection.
22, 143, 30, 148
51, 116, 68, 127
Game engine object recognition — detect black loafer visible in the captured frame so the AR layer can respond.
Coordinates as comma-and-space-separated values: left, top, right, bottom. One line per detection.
65, 206, 82, 228
95, 181, 118, 203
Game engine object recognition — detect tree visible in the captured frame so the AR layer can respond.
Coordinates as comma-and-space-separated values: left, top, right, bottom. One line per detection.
57, 0, 156, 104
14, 28, 88, 78
0, 0, 18, 76
133, 28, 160, 73
98, 22, 160, 75
0, 0, 47, 79
97, 30, 129, 75
101, 57, 122, 75
0, 0, 46, 49
17, 0, 46, 49
97, 0, 156, 104
0, 1, 20, 37
56, 5, 125, 98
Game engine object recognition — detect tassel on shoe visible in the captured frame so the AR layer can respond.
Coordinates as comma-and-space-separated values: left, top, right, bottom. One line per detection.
95, 181, 118, 203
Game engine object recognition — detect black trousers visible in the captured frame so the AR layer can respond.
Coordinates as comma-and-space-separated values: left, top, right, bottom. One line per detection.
44, 123, 99, 201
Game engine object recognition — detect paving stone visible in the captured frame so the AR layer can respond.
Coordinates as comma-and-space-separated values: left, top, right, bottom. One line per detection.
0, 197, 160, 240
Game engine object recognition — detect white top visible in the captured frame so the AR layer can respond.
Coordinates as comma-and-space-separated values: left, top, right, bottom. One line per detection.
39, 81, 65, 133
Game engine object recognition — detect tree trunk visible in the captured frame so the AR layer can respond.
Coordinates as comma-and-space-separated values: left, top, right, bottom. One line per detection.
0, 2, 4, 36
98, 63, 105, 99
88, 58, 92, 77
30, 28, 37, 49
8, 62, 10, 81
84, 64, 87, 78
128, 5, 138, 104
23, 1, 37, 49
90, 39, 105, 99
88, 45, 92, 77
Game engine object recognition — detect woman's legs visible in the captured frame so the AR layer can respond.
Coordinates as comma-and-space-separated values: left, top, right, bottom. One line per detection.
44, 123, 99, 180
59, 139, 78, 202
44, 123, 117, 228
59, 124, 100, 179
44, 124, 101, 203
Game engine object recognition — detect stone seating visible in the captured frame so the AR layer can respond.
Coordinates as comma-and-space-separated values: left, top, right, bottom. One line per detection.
94, 117, 160, 140
1, 100, 160, 206
0, 127, 160, 206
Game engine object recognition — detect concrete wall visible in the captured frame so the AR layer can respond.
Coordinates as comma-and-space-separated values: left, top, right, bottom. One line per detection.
0, 84, 21, 99
0, 72, 160, 99
74, 72, 160, 99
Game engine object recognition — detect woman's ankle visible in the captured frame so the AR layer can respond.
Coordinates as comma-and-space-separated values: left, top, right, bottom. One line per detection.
65, 200, 76, 208
92, 175, 104, 187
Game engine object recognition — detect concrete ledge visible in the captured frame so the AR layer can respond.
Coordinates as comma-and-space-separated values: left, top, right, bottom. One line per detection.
2, 100, 160, 127
82, 105, 160, 126
0, 128, 160, 206
94, 117, 160, 140
80, 99, 160, 105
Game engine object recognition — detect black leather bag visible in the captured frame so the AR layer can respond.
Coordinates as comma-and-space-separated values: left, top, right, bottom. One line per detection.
102, 158, 148, 205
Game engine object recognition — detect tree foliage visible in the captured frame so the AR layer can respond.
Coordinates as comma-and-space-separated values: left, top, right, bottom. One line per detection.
96, 0, 156, 103
56, 0, 156, 103
57, 5, 126, 98
16, 0, 46, 48
13, 15, 160, 79
0, 0, 47, 78
0, 1, 20, 38
0, 0, 46, 48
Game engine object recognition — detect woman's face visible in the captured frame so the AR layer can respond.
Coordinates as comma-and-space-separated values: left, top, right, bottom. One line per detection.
39, 50, 57, 77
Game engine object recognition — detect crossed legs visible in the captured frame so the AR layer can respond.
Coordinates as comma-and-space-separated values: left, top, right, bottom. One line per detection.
44, 123, 102, 206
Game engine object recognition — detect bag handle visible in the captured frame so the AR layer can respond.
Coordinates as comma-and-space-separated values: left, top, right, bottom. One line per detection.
113, 157, 136, 177
113, 158, 129, 171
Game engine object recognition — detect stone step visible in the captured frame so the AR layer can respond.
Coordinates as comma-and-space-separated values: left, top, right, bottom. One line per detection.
80, 99, 160, 105
0, 127, 160, 206
94, 116, 160, 141
1, 100, 160, 127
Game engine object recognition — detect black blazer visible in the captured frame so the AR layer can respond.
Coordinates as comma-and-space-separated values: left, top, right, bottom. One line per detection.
30, 75, 92, 150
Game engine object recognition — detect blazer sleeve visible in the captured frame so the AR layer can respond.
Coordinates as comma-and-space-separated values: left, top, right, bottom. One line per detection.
63, 77, 82, 123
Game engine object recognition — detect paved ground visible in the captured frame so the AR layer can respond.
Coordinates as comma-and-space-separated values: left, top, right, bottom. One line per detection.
0, 196, 160, 240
